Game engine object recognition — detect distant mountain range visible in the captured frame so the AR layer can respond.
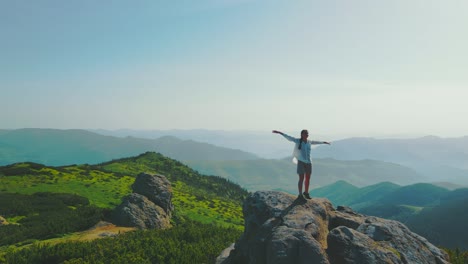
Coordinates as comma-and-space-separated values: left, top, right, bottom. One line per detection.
91, 129, 468, 185
1, 128, 467, 189
313, 181, 450, 210
0, 128, 258, 166
185, 158, 426, 193
90, 128, 294, 159
312, 136, 468, 184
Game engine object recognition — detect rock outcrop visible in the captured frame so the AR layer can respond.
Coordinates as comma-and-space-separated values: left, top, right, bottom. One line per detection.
112, 173, 173, 229
218, 191, 449, 264
0, 216, 8, 226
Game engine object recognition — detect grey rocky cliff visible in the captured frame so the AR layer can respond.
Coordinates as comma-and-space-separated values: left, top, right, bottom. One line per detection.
112, 173, 173, 229
218, 191, 449, 264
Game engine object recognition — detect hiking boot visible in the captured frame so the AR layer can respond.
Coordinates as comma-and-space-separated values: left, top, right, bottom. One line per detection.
297, 193, 305, 200
303, 192, 311, 199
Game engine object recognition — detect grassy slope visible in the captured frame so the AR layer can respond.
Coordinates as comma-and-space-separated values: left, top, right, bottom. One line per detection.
0, 152, 247, 229
0, 152, 248, 262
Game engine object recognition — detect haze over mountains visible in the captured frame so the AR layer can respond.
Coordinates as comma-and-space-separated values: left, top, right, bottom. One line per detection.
92, 129, 468, 186
1, 128, 467, 189
0, 128, 257, 166
91, 129, 292, 159
1, 129, 426, 190
312, 136, 468, 184
185, 158, 425, 193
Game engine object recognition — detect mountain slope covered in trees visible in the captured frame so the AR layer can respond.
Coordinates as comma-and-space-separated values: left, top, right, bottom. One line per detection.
0, 152, 247, 263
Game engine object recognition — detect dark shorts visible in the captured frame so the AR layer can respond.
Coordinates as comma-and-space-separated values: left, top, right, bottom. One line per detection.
297, 160, 312, 175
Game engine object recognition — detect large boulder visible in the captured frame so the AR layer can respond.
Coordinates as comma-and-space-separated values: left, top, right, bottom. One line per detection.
132, 173, 174, 216
219, 191, 449, 264
112, 193, 170, 229
112, 173, 173, 229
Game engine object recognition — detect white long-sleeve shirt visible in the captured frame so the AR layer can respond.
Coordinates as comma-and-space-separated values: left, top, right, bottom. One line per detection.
281, 133, 327, 164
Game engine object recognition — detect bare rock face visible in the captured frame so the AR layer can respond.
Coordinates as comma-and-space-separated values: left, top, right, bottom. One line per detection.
219, 191, 449, 264
0, 216, 8, 226
131, 173, 174, 216
216, 243, 235, 264
112, 173, 173, 229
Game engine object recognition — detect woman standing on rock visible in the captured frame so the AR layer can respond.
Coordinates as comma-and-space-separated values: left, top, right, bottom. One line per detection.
272, 129, 331, 200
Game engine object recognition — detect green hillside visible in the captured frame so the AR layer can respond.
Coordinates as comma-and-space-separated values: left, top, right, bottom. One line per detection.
0, 128, 258, 166
358, 204, 424, 223
0, 152, 247, 263
356, 183, 453, 224
309, 180, 359, 206
0, 192, 104, 246
312, 181, 449, 209
379, 183, 449, 207
312, 181, 401, 210
0, 152, 247, 226
344, 181, 401, 210
406, 196, 468, 250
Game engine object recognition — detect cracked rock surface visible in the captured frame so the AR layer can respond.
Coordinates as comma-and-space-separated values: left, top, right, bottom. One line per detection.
217, 191, 449, 264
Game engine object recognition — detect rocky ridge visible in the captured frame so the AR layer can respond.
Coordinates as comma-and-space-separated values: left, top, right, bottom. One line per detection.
112, 173, 174, 229
218, 191, 449, 264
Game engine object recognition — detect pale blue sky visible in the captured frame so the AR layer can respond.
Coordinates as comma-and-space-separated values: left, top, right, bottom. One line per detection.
1, 0, 467, 138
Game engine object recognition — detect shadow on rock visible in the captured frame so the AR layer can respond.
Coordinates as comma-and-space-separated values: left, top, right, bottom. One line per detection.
217, 191, 449, 264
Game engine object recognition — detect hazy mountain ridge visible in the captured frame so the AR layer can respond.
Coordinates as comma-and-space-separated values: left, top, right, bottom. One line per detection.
91, 129, 468, 162
2, 129, 467, 189
91, 129, 468, 186
312, 181, 461, 209
91, 128, 295, 159
313, 136, 468, 184
2, 129, 430, 192
0, 129, 258, 166
185, 158, 425, 194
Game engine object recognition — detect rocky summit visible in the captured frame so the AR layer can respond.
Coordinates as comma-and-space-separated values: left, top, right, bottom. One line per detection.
112, 173, 174, 229
218, 191, 449, 264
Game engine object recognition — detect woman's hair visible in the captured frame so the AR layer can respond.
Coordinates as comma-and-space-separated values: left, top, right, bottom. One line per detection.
298, 129, 308, 150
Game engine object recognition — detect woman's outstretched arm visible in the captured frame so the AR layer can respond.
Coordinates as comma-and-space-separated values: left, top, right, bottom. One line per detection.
272, 130, 297, 143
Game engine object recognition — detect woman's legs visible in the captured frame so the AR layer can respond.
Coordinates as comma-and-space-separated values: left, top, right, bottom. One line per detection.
298, 173, 305, 194
304, 173, 311, 194
297, 161, 312, 197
